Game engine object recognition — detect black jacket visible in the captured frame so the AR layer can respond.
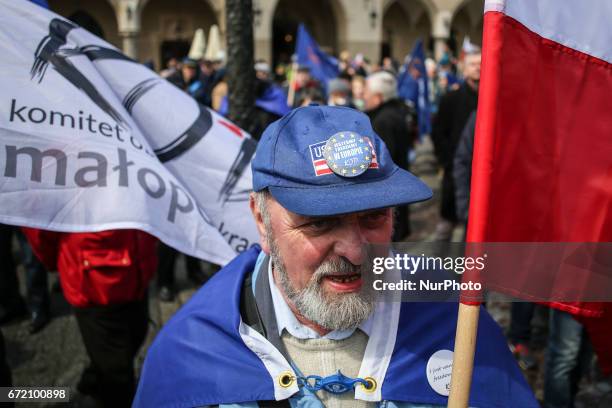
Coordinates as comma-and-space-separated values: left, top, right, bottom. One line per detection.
453, 111, 477, 222
431, 83, 478, 222
0, 329, 11, 391
432, 83, 478, 170
367, 99, 417, 171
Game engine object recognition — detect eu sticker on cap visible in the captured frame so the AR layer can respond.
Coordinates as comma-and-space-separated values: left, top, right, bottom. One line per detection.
323, 132, 375, 178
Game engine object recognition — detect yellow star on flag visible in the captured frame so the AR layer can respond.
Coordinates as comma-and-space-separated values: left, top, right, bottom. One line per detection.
360, 164, 366, 169
365, 156, 370, 160
352, 169, 357, 174
342, 169, 347, 174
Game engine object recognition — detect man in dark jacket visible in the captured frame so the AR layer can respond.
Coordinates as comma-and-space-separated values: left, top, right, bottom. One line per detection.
365, 71, 418, 240
431, 50, 481, 240
453, 110, 477, 223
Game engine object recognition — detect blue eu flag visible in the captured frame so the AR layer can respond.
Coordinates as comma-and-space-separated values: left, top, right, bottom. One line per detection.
398, 39, 431, 137
295, 24, 339, 92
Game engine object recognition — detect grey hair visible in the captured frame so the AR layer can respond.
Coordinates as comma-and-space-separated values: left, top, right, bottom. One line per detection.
253, 189, 272, 233
366, 71, 398, 103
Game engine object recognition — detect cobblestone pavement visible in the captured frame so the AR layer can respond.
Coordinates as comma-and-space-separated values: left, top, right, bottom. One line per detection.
3, 137, 610, 407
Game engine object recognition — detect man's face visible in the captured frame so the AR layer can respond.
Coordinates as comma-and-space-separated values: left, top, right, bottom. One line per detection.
463, 53, 482, 84
328, 91, 348, 106
352, 78, 365, 99
256, 70, 269, 80
363, 83, 382, 111
201, 62, 214, 76
295, 71, 310, 87
181, 65, 197, 82
251, 194, 393, 330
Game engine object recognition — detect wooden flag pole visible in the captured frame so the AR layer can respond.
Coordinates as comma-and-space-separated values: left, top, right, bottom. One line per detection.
448, 303, 480, 407
287, 61, 298, 107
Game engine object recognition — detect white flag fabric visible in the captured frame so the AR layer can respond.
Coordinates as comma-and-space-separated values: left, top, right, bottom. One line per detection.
0, 0, 259, 265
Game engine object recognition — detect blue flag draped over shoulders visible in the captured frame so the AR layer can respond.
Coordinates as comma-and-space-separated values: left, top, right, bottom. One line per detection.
135, 247, 538, 407
295, 24, 339, 91
398, 40, 431, 138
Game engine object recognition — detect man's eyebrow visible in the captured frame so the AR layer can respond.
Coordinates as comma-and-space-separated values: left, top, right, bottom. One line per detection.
298, 214, 338, 222
360, 208, 390, 216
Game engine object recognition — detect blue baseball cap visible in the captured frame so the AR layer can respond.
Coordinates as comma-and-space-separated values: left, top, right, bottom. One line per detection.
252, 105, 432, 216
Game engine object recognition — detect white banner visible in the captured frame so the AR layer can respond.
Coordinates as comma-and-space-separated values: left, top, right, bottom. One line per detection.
0, 0, 259, 265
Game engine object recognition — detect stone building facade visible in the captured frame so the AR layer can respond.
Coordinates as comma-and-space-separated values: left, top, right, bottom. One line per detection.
49, 0, 484, 71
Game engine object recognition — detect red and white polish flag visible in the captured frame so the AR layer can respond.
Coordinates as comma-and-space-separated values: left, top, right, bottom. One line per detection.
469, 0, 612, 373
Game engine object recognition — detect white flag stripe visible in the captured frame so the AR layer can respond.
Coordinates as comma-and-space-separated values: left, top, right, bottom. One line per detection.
484, 0, 612, 64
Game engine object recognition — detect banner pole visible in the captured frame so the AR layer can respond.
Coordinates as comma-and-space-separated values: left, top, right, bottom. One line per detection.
448, 303, 480, 407
287, 61, 298, 107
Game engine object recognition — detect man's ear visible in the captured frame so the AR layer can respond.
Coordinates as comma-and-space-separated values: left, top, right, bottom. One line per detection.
249, 193, 271, 254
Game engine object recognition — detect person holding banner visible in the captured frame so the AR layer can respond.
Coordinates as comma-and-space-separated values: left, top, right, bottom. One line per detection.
135, 106, 537, 408
23, 228, 157, 407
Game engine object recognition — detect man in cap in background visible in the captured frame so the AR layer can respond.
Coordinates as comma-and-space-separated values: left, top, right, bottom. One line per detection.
135, 106, 537, 408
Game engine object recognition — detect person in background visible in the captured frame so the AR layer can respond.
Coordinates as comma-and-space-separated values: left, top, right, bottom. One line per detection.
327, 78, 354, 108
431, 50, 481, 241
23, 229, 157, 407
452, 110, 476, 225
217, 61, 289, 140
296, 86, 325, 107
0, 329, 12, 408
0, 225, 27, 326
165, 57, 208, 106
544, 310, 593, 408
16, 232, 50, 333
352, 53, 369, 77
274, 64, 288, 87
351, 75, 366, 111
425, 58, 442, 116
0, 225, 51, 334
199, 59, 224, 108
160, 57, 180, 80
211, 69, 228, 113
252, 62, 291, 139
338, 50, 352, 75
381, 56, 398, 75
364, 71, 418, 241
255, 60, 271, 81
292, 66, 323, 108
437, 54, 460, 92
157, 243, 208, 302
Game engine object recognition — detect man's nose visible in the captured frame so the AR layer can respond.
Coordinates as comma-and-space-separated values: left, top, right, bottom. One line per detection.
333, 223, 366, 266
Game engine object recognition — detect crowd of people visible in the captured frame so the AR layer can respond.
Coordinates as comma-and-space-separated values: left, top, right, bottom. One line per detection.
0, 40, 607, 408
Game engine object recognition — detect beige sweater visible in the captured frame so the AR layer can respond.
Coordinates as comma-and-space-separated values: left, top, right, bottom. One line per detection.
281, 330, 376, 408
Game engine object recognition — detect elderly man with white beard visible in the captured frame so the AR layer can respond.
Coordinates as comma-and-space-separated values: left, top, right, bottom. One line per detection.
134, 106, 537, 408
